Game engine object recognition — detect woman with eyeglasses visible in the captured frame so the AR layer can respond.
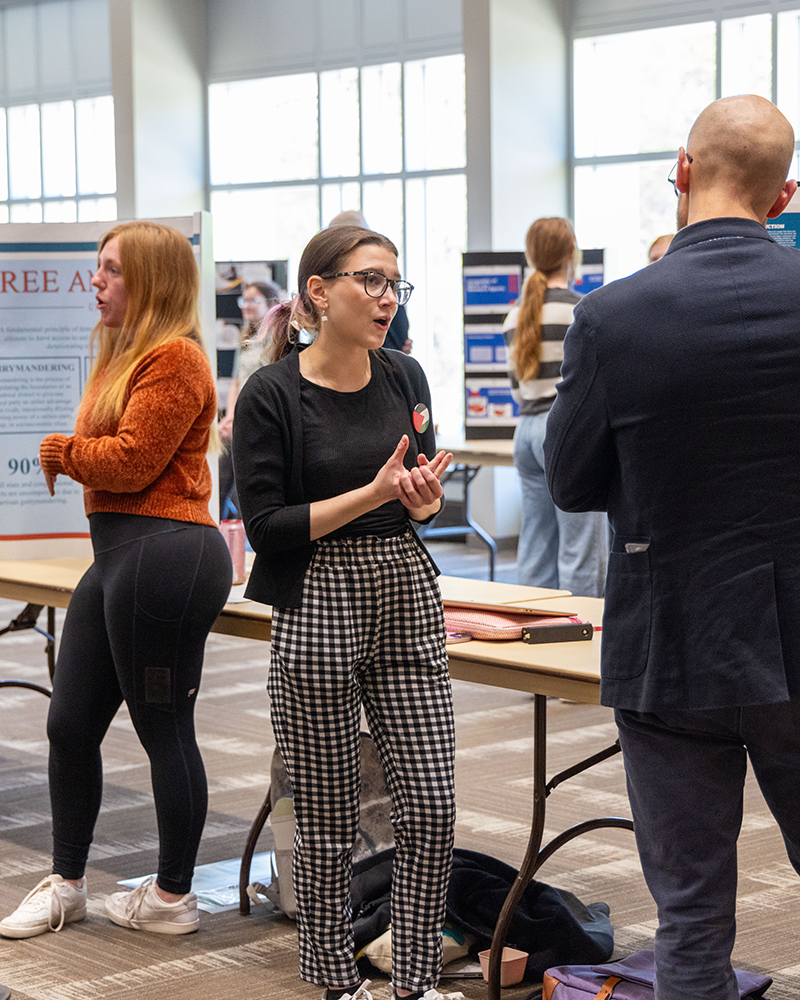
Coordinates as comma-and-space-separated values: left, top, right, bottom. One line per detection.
233, 226, 459, 1000
218, 280, 281, 516
504, 216, 608, 597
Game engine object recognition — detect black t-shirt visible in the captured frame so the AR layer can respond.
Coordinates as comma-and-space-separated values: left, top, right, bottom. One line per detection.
300, 353, 419, 538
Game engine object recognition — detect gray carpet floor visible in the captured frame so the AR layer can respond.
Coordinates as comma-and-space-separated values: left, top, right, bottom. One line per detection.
0, 539, 798, 999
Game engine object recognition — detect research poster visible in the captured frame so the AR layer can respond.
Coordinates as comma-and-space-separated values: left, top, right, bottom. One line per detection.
462, 252, 524, 439
0, 215, 212, 560
462, 249, 605, 440
463, 263, 522, 315
766, 218, 800, 247
765, 187, 800, 249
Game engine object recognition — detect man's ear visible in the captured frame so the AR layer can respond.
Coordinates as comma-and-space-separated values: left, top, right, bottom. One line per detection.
766, 179, 798, 219
675, 146, 692, 194
306, 275, 328, 311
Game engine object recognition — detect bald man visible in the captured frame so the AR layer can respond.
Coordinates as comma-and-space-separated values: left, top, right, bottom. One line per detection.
545, 95, 800, 1000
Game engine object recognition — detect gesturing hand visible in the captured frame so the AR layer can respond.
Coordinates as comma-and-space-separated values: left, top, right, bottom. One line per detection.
373, 435, 452, 512
39, 434, 66, 497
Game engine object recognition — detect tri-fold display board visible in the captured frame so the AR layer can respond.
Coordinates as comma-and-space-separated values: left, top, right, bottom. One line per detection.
462, 249, 604, 440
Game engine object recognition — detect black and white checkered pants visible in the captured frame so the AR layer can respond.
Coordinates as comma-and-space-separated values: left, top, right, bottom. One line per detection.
268, 531, 456, 992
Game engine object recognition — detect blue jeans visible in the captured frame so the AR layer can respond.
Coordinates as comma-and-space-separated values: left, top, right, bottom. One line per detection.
616, 703, 800, 1000
514, 413, 608, 596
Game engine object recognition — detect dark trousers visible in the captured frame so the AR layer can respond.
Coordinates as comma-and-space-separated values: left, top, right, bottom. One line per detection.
47, 512, 232, 894
616, 702, 800, 1000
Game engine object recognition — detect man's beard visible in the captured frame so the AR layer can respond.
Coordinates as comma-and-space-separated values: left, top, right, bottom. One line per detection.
676, 193, 689, 231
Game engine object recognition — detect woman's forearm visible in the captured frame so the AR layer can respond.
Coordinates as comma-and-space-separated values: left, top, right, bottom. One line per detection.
308, 483, 385, 540
408, 497, 442, 523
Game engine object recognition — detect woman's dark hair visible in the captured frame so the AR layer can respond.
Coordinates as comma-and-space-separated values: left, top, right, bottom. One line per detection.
266, 225, 398, 362
245, 280, 281, 305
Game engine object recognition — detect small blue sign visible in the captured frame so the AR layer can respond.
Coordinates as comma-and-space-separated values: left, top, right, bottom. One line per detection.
463, 267, 522, 313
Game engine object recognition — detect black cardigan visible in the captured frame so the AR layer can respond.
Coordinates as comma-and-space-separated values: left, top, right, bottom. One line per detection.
232, 346, 440, 607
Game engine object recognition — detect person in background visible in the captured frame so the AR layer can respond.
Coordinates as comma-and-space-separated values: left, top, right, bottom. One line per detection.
218, 279, 281, 517
328, 210, 413, 355
233, 225, 462, 1000
545, 95, 800, 1000
504, 217, 608, 597
647, 233, 674, 263
0, 221, 232, 940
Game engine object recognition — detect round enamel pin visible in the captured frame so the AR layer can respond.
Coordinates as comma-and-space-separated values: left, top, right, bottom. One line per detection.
413, 403, 430, 433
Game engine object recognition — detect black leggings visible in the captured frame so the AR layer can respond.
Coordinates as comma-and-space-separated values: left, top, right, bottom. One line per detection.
47, 512, 232, 894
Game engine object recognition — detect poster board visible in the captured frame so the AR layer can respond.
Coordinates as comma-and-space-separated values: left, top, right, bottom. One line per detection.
766, 187, 800, 247
0, 212, 214, 560
462, 252, 524, 440
462, 250, 605, 440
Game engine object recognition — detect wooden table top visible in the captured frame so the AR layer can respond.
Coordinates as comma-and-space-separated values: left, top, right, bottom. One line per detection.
438, 574, 569, 604
438, 438, 516, 467
0, 558, 601, 700
507, 593, 606, 625
447, 630, 601, 703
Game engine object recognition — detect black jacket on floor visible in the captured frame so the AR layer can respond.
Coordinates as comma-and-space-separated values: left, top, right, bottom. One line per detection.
350, 847, 614, 981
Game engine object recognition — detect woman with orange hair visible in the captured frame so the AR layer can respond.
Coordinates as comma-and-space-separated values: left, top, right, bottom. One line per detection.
0, 221, 232, 940
504, 217, 608, 596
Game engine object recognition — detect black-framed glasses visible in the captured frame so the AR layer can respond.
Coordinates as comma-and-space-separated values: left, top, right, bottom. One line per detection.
667, 153, 693, 197
323, 269, 414, 306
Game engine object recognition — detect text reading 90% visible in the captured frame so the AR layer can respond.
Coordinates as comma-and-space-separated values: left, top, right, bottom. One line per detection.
8, 458, 41, 475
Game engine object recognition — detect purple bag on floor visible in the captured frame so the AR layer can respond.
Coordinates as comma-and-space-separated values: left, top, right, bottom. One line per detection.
542, 950, 772, 999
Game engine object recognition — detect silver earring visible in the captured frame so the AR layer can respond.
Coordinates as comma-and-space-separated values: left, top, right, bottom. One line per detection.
321, 309, 328, 322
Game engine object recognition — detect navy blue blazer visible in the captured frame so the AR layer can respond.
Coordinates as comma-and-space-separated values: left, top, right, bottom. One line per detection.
545, 217, 800, 712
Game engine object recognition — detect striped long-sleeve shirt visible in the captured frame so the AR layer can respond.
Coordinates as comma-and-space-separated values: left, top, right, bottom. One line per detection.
503, 286, 581, 416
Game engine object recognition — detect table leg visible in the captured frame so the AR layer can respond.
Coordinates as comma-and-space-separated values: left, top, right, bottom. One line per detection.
0, 603, 55, 697
47, 606, 56, 680
0, 679, 51, 696
419, 465, 498, 580
461, 466, 497, 581
239, 787, 273, 915
485, 695, 634, 1000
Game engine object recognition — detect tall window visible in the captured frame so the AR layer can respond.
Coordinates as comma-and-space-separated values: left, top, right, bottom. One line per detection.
572, 11, 800, 281
209, 54, 467, 436
0, 94, 116, 224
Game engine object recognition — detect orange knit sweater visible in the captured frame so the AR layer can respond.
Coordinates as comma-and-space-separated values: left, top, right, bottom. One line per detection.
38, 338, 218, 526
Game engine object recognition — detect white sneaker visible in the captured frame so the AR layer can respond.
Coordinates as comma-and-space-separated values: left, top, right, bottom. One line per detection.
0, 874, 87, 938
105, 876, 199, 934
421, 992, 466, 1000
321, 981, 373, 1000
392, 991, 467, 1000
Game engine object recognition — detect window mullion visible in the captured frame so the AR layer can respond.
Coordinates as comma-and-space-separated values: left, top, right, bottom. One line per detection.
317, 72, 323, 230
73, 97, 80, 201
772, 10, 779, 105
400, 60, 407, 276
4, 108, 9, 213
39, 101, 45, 212
358, 66, 363, 215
